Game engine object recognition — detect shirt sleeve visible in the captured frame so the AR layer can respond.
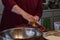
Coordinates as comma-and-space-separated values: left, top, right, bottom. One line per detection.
35, 0, 43, 18
2, 0, 16, 10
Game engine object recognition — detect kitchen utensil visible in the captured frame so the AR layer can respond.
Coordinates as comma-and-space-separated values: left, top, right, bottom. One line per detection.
0, 27, 42, 40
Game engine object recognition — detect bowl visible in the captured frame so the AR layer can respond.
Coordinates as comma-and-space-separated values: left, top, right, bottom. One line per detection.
0, 27, 42, 40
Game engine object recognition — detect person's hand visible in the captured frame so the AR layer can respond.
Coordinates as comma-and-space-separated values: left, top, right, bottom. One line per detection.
22, 13, 35, 23
34, 16, 39, 21
35, 21, 47, 32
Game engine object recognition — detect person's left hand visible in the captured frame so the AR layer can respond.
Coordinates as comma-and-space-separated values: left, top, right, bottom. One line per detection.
34, 16, 47, 31
34, 16, 39, 21
28, 16, 39, 24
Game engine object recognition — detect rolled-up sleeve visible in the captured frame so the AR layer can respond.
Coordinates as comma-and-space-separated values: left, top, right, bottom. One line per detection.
35, 0, 43, 18
2, 0, 16, 10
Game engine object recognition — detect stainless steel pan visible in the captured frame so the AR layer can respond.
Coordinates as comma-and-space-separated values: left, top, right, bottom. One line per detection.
0, 27, 42, 40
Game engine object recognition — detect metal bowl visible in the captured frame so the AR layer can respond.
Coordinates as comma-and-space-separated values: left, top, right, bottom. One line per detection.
0, 27, 42, 40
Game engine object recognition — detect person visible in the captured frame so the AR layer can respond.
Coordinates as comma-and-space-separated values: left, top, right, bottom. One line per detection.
0, 0, 43, 31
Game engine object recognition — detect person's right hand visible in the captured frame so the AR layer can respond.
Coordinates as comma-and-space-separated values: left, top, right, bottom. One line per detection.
22, 13, 36, 23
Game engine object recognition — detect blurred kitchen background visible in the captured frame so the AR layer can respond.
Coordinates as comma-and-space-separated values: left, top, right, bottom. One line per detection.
0, 0, 60, 30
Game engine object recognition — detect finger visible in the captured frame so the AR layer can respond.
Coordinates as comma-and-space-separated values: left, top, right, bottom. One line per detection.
35, 21, 41, 26
34, 16, 39, 21
29, 18, 35, 22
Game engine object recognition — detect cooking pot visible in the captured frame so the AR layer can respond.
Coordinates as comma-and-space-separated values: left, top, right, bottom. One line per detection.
0, 27, 43, 40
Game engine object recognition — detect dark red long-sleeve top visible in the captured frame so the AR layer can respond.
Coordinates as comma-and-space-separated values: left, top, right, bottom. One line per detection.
0, 0, 43, 31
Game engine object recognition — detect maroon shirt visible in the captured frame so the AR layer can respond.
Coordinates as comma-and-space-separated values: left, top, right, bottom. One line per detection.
0, 0, 43, 31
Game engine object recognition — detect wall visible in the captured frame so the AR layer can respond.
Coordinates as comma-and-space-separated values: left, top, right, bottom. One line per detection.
41, 9, 60, 30
42, 9, 60, 21
0, 0, 4, 22
0, 0, 4, 14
